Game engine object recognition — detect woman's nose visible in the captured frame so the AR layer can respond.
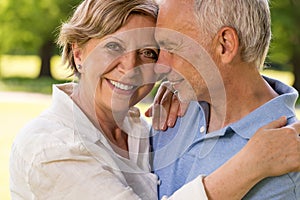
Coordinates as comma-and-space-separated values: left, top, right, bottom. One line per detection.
118, 51, 138, 73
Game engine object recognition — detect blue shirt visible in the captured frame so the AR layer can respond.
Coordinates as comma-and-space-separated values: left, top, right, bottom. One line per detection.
152, 76, 300, 199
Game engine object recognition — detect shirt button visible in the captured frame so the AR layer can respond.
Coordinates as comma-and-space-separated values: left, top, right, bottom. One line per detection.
200, 126, 206, 133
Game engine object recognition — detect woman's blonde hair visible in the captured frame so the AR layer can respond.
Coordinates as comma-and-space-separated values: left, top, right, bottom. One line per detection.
57, 0, 158, 75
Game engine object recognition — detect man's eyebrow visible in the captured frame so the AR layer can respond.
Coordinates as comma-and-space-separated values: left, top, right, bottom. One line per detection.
155, 30, 184, 49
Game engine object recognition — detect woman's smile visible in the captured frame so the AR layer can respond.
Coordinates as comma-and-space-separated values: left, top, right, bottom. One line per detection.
105, 78, 137, 95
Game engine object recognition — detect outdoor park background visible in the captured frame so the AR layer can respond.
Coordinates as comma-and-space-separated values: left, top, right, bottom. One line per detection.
0, 0, 300, 199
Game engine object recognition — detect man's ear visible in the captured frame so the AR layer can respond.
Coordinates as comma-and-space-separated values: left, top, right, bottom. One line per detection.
72, 43, 84, 73
214, 27, 239, 64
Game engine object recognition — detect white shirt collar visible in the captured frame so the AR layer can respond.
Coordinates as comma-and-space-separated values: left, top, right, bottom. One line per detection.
51, 83, 151, 172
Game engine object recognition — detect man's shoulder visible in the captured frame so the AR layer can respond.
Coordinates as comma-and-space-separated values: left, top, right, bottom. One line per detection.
244, 172, 300, 199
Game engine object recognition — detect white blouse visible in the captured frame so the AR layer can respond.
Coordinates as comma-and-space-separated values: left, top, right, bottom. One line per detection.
10, 83, 207, 200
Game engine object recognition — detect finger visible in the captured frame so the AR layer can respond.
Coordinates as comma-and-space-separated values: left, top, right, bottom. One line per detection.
160, 81, 173, 91
166, 94, 180, 128
151, 83, 168, 129
153, 82, 168, 104
145, 104, 153, 117
159, 104, 168, 130
178, 101, 190, 117
152, 103, 161, 130
261, 116, 287, 129
158, 90, 174, 130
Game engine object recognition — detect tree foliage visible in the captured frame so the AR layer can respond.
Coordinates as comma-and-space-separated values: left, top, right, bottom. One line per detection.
269, 0, 300, 91
0, 0, 299, 89
0, 0, 81, 77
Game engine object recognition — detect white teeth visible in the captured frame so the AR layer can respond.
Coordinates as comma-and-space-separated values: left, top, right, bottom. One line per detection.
109, 80, 134, 91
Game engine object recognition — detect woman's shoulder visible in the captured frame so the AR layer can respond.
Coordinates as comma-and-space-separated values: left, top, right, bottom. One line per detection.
11, 111, 78, 161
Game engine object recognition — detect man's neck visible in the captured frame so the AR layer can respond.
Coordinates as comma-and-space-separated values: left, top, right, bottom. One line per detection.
207, 67, 278, 133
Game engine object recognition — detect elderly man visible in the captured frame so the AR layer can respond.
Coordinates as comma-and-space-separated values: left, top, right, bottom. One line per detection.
152, 0, 300, 199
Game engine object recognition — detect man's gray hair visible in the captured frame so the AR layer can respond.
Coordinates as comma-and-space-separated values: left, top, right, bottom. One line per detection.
194, 0, 271, 68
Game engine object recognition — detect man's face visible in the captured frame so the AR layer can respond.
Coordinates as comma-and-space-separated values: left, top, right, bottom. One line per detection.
155, 0, 224, 103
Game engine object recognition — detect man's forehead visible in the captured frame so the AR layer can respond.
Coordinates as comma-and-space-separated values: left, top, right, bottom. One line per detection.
156, 16, 200, 43
156, 0, 197, 30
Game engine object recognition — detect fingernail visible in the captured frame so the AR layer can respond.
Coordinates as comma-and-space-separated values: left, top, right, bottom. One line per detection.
167, 120, 174, 127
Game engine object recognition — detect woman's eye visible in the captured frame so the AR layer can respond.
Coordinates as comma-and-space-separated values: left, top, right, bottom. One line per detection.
105, 42, 123, 52
140, 48, 158, 60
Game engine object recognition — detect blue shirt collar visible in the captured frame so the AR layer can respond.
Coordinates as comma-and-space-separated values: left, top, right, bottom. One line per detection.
195, 76, 298, 139
229, 76, 298, 139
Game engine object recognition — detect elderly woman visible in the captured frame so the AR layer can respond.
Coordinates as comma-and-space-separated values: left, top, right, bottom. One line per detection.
10, 0, 300, 199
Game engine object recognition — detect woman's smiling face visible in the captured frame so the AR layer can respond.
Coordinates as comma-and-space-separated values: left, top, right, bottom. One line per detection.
76, 14, 158, 114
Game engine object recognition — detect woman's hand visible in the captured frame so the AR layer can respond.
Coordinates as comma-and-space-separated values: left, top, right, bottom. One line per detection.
145, 81, 189, 130
203, 117, 300, 200
244, 116, 300, 177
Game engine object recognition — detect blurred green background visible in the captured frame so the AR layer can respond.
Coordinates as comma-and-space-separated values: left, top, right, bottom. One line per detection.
1, 0, 300, 199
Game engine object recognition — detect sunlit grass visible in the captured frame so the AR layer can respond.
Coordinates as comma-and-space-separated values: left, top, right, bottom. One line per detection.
0, 55, 40, 78
0, 55, 72, 94
0, 101, 51, 200
0, 55, 73, 80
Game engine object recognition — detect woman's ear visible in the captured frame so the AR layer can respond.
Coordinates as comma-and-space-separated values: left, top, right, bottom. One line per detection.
72, 43, 84, 73
214, 27, 239, 64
